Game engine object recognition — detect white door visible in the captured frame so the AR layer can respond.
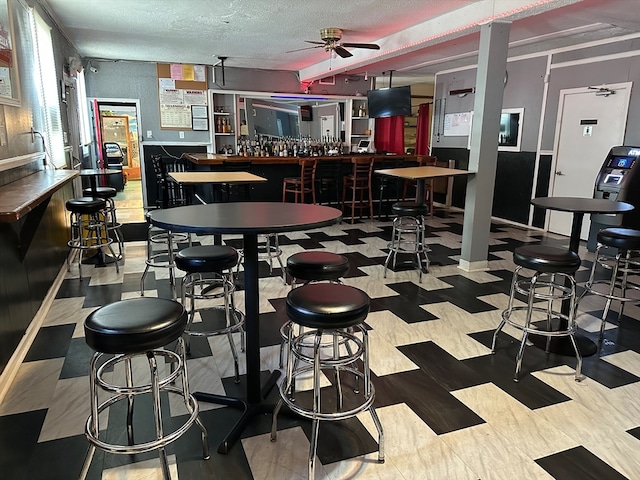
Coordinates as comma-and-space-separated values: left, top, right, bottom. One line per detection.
549, 82, 632, 239
321, 115, 335, 140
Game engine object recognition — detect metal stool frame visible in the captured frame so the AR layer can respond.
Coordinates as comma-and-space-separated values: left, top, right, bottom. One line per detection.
180, 266, 246, 383
66, 206, 120, 280
384, 214, 430, 282
79, 336, 209, 480
577, 244, 640, 342
272, 323, 384, 479
492, 266, 583, 382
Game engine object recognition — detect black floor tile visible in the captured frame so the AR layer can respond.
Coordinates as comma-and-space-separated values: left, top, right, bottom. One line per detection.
398, 341, 485, 391
27, 434, 102, 480
627, 425, 640, 441
370, 295, 438, 323
536, 446, 629, 480
0, 410, 47, 480
82, 283, 123, 308
373, 369, 485, 434
59, 337, 94, 379
24, 324, 76, 362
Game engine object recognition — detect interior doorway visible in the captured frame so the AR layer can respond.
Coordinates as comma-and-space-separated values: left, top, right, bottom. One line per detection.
548, 82, 632, 239
91, 99, 145, 223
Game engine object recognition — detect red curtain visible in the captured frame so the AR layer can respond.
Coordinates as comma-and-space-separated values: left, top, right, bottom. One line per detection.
415, 103, 430, 155
374, 116, 405, 154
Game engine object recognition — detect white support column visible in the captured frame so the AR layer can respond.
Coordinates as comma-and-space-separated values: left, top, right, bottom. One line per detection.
459, 21, 511, 272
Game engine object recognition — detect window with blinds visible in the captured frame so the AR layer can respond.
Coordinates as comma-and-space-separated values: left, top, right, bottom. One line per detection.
29, 9, 65, 168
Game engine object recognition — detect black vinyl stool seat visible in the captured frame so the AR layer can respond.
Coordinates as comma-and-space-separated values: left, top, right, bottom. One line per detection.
513, 244, 581, 273
272, 283, 384, 479
79, 298, 209, 480
175, 245, 245, 383
492, 245, 583, 382
279, 251, 350, 368
83, 186, 124, 259
83, 186, 117, 199
65, 197, 119, 280
577, 227, 640, 343
384, 201, 430, 282
175, 245, 239, 272
287, 251, 350, 285
391, 201, 429, 218
67, 196, 105, 214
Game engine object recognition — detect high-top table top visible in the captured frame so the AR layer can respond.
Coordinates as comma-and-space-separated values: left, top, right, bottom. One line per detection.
375, 165, 472, 179
531, 196, 634, 215
149, 202, 341, 235
79, 168, 121, 177
168, 171, 267, 184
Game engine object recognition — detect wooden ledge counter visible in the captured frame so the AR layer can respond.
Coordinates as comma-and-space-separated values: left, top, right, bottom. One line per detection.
0, 169, 78, 222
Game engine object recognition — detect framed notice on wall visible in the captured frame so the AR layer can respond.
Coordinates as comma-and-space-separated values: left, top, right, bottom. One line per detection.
157, 63, 208, 129
443, 112, 472, 137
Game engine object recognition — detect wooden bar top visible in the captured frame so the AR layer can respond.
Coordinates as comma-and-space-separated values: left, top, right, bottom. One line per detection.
183, 152, 419, 166
0, 169, 77, 222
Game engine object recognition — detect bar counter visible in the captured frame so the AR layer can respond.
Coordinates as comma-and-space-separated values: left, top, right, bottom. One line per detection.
183, 152, 420, 166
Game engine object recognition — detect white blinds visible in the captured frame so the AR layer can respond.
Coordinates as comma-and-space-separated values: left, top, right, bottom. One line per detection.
75, 69, 91, 146
30, 10, 65, 168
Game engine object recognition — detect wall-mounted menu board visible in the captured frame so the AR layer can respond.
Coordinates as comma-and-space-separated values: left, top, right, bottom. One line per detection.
156, 63, 208, 129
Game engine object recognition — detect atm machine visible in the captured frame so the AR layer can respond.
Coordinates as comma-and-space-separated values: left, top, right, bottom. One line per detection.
587, 146, 640, 251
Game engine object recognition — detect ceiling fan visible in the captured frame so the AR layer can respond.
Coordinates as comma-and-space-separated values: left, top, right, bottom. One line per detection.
287, 28, 380, 58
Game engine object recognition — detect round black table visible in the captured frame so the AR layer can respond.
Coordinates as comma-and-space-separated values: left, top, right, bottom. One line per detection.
531, 197, 634, 356
79, 169, 121, 197
149, 202, 342, 453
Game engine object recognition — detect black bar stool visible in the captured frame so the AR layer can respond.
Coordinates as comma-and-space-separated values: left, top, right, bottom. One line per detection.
79, 297, 209, 480
384, 201, 430, 282
577, 227, 640, 342
83, 186, 124, 258
491, 244, 584, 382
271, 283, 384, 479
174, 245, 245, 383
65, 197, 120, 280
278, 251, 350, 367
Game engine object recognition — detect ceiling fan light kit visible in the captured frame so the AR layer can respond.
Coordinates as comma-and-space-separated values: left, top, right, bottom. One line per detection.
286, 27, 380, 59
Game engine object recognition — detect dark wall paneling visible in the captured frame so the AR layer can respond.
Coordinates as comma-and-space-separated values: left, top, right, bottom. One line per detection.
0, 183, 73, 374
431, 147, 470, 208
432, 147, 537, 224
533, 154, 553, 228
492, 152, 536, 224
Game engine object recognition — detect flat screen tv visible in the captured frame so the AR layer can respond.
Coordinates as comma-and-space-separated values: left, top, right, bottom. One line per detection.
300, 105, 312, 121
366, 86, 411, 118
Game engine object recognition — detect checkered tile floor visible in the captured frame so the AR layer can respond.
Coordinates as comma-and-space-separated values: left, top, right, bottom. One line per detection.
1, 211, 640, 479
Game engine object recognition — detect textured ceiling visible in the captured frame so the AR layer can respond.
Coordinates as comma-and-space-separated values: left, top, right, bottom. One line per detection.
40, 0, 640, 84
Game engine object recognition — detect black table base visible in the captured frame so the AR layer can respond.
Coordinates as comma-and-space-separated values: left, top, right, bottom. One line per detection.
81, 250, 120, 266
194, 370, 280, 454
529, 333, 598, 357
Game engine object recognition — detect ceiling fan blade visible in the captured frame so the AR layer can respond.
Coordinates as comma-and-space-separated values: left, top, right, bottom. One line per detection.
333, 46, 353, 58
340, 42, 380, 50
304, 40, 326, 45
286, 45, 325, 53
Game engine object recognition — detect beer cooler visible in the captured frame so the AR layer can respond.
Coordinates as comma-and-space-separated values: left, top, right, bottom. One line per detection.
587, 146, 640, 251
